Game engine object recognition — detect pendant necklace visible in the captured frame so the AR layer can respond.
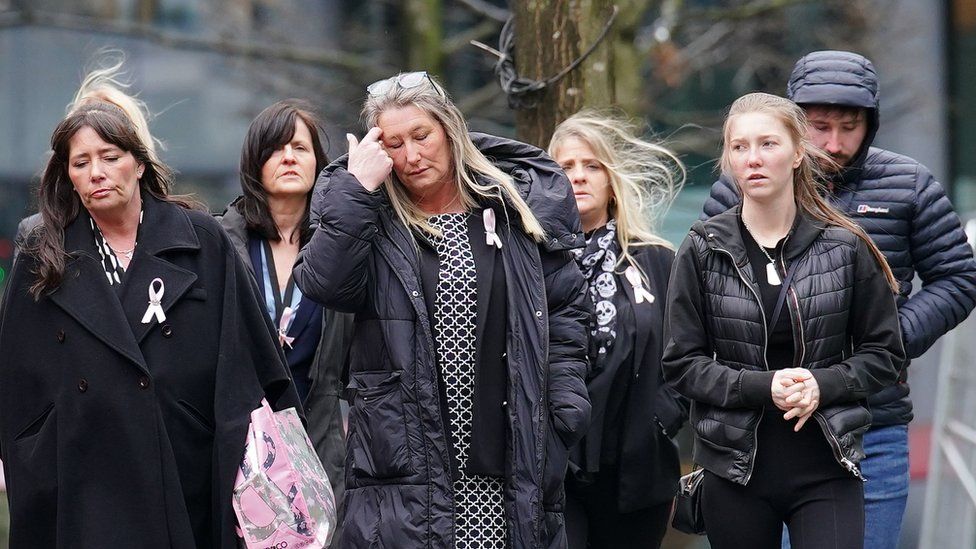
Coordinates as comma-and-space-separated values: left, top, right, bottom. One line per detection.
743, 222, 782, 286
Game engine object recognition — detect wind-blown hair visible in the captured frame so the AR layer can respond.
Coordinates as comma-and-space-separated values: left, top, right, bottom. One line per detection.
361, 73, 544, 241
28, 102, 194, 299
238, 99, 328, 244
549, 109, 685, 273
720, 92, 897, 291
68, 53, 161, 162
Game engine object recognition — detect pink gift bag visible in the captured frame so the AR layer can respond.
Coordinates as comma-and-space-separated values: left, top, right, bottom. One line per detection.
233, 399, 336, 548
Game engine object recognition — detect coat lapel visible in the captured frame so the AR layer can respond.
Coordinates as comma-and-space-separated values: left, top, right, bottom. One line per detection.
619, 266, 654, 376
118, 195, 200, 344
469, 210, 498, 355
49, 212, 149, 372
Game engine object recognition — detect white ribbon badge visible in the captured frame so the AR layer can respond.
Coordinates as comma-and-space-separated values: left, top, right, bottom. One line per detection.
625, 266, 655, 304
141, 278, 166, 324
278, 306, 297, 349
484, 208, 503, 249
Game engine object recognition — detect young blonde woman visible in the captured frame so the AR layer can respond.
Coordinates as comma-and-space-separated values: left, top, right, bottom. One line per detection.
294, 72, 590, 548
663, 92, 905, 548
549, 110, 687, 549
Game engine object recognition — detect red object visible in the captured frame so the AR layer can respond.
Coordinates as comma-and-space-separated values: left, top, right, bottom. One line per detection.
909, 423, 931, 480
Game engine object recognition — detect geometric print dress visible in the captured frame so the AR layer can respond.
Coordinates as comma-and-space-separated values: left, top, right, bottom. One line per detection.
429, 212, 507, 549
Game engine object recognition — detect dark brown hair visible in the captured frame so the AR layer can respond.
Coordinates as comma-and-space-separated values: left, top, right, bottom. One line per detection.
29, 102, 195, 298
238, 99, 328, 244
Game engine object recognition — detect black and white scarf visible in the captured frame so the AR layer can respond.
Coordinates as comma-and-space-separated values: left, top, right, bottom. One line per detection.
90, 209, 143, 285
571, 219, 622, 366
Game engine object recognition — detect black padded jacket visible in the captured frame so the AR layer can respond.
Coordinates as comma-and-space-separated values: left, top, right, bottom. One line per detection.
663, 208, 904, 484
702, 50, 976, 426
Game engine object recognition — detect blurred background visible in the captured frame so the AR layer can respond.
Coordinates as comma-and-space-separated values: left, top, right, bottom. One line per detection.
0, 0, 974, 547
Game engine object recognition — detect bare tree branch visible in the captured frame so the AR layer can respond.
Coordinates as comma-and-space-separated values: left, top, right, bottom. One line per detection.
455, 0, 509, 23
443, 19, 500, 55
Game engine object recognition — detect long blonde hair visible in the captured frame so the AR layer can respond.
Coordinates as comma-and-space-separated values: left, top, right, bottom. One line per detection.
720, 92, 898, 292
361, 73, 545, 241
549, 109, 685, 271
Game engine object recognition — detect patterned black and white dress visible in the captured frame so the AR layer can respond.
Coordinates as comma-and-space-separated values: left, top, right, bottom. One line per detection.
429, 212, 507, 549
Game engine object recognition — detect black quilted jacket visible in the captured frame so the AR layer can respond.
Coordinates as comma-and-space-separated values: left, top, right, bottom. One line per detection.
702, 50, 976, 426
294, 133, 591, 548
663, 208, 904, 484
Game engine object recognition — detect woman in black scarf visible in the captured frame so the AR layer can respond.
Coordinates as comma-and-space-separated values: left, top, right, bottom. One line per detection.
549, 110, 688, 549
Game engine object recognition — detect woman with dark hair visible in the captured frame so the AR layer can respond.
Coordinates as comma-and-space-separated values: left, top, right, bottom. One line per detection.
294, 72, 590, 548
0, 101, 301, 548
219, 99, 352, 506
663, 92, 904, 548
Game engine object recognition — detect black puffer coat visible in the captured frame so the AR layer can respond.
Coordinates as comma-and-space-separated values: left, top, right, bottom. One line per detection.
702, 50, 976, 426
663, 208, 904, 484
293, 133, 591, 548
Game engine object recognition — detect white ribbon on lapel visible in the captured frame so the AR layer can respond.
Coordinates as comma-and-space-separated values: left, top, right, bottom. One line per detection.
141, 278, 166, 324
625, 266, 655, 304
484, 208, 503, 249
278, 306, 296, 349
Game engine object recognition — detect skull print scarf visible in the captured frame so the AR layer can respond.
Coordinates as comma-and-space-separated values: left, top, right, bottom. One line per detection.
571, 219, 622, 372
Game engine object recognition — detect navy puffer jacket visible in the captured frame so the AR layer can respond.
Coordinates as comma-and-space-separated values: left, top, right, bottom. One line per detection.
294, 133, 591, 548
702, 50, 976, 426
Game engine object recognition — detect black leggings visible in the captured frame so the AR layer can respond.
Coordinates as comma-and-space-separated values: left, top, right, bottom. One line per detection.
701, 470, 864, 549
565, 468, 671, 549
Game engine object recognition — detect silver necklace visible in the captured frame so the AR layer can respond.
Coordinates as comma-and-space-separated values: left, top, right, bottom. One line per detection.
742, 222, 782, 286
109, 244, 135, 261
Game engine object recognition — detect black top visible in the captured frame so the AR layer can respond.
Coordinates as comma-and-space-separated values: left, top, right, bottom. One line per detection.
739, 217, 848, 484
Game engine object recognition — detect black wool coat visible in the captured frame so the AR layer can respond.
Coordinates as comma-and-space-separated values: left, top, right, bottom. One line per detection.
294, 133, 592, 549
570, 244, 688, 513
0, 194, 301, 548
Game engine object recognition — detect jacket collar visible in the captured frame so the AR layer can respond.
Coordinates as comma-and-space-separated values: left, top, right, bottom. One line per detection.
218, 197, 251, 273
694, 204, 826, 266
51, 193, 201, 372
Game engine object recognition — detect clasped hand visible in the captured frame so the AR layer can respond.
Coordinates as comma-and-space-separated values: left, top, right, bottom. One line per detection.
770, 368, 820, 431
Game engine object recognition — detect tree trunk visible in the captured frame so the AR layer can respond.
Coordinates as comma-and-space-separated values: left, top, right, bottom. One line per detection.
406, 0, 444, 74
512, 0, 617, 147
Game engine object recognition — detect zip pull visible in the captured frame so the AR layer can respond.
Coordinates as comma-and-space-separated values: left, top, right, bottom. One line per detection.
841, 458, 866, 481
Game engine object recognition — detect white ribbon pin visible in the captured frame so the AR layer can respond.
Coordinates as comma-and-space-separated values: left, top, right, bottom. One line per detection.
278, 306, 297, 349
484, 208, 503, 249
625, 266, 655, 304
141, 278, 166, 324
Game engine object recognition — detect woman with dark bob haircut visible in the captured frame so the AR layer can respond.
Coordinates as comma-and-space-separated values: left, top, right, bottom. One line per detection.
0, 101, 301, 548
219, 99, 353, 507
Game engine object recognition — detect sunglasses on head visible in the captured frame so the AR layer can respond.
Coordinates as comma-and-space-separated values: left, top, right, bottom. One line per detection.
366, 71, 438, 97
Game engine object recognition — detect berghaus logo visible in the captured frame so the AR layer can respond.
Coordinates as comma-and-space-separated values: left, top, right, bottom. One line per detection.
857, 204, 890, 214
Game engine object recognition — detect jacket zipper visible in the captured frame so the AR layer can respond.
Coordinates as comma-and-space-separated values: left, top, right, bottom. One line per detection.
813, 412, 866, 480
713, 245, 768, 485
779, 255, 864, 481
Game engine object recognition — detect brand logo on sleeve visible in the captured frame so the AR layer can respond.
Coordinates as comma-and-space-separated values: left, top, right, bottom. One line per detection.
856, 204, 890, 214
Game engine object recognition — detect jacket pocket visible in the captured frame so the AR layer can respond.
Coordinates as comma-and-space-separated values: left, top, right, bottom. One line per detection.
15, 402, 54, 442
542, 418, 569, 508
347, 370, 415, 479
178, 399, 216, 434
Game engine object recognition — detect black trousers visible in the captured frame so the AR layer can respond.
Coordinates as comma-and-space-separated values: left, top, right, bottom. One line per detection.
701, 470, 864, 549
565, 468, 671, 549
